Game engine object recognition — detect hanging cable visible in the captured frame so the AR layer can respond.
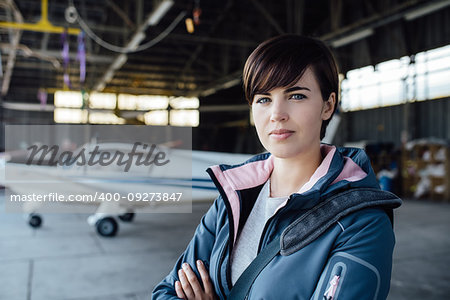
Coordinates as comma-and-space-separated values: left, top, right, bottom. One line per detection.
133, 11, 186, 52
66, 1, 186, 53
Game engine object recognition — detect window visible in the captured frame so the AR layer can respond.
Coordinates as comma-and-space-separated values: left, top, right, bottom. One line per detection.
341, 44, 450, 111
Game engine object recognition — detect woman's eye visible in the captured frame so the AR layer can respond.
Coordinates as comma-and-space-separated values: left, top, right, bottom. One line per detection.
290, 94, 306, 100
255, 97, 271, 104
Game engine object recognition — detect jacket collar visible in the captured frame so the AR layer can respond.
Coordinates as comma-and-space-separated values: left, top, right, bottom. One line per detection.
207, 145, 377, 243
208, 145, 374, 196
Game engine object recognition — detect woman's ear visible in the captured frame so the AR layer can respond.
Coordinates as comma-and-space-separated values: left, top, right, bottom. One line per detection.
321, 92, 336, 121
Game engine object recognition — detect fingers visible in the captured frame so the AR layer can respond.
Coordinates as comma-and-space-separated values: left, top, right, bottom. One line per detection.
178, 266, 195, 299
196, 260, 214, 296
175, 262, 216, 300
175, 281, 186, 299
185, 263, 205, 296
179, 262, 208, 299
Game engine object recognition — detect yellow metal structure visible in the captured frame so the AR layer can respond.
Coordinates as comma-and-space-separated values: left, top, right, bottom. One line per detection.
0, 0, 80, 35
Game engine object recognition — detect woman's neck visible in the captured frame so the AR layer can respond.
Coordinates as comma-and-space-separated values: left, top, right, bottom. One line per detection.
270, 145, 322, 197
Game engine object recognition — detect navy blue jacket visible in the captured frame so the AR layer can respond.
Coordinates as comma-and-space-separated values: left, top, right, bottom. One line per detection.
152, 145, 402, 299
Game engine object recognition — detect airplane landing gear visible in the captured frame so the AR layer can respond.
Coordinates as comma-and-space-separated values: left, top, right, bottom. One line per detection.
28, 213, 42, 228
118, 212, 135, 222
95, 217, 118, 237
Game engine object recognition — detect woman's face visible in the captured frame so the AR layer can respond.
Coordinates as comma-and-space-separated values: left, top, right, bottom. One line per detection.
251, 67, 335, 159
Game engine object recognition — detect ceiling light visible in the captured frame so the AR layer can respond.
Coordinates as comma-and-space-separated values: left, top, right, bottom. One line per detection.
146, 0, 174, 26
126, 32, 146, 51
111, 54, 128, 70
104, 70, 114, 83
185, 18, 194, 34
95, 83, 106, 92
404, 0, 450, 21
331, 28, 374, 48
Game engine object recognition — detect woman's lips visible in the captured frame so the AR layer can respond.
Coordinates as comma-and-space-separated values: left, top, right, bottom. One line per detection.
269, 129, 295, 140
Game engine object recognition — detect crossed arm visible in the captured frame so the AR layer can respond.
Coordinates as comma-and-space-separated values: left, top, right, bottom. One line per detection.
172, 209, 395, 300
174, 260, 217, 300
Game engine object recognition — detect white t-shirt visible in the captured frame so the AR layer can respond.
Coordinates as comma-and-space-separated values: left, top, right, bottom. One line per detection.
230, 179, 288, 285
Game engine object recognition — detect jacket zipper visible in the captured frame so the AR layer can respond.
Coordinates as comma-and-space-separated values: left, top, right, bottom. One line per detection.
225, 240, 233, 290
206, 168, 236, 295
323, 265, 344, 300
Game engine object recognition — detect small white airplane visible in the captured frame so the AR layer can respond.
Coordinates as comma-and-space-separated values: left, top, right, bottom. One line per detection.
0, 142, 253, 237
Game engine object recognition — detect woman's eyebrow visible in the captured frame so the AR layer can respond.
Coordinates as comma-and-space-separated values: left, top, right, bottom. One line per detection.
284, 86, 311, 93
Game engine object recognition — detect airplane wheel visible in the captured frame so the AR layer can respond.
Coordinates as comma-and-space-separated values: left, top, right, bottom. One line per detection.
96, 217, 118, 237
28, 213, 42, 228
118, 212, 135, 222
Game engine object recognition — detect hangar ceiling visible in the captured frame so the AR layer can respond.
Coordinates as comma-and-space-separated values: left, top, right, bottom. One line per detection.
0, 0, 449, 104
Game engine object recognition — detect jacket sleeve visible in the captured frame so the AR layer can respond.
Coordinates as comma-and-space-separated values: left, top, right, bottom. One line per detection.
310, 208, 395, 300
151, 197, 221, 299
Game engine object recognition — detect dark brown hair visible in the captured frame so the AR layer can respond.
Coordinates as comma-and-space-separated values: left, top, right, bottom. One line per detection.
243, 34, 339, 139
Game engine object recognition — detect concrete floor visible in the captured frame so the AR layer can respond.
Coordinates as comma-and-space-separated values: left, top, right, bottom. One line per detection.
0, 189, 449, 300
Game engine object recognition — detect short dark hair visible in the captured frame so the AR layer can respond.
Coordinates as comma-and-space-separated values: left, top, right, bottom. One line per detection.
243, 34, 339, 140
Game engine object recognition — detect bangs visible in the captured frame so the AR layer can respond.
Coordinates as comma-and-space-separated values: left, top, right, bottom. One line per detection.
243, 36, 322, 104
251, 56, 308, 98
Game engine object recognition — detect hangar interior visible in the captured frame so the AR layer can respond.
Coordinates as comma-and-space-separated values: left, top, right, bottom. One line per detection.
1, 0, 450, 198
0, 0, 449, 299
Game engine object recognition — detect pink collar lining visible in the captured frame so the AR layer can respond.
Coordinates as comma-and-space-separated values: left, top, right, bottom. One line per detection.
209, 145, 367, 244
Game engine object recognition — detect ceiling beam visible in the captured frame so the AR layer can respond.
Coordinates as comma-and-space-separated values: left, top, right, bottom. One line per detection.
105, 0, 135, 29
193, 0, 445, 97
167, 33, 258, 47
102, 86, 180, 96
190, 69, 242, 97
250, 0, 285, 35
0, 44, 113, 64
166, 40, 222, 77
199, 104, 249, 112
289, 0, 304, 34
322, 0, 426, 45
175, 0, 235, 91
83, 23, 131, 35
330, 0, 343, 31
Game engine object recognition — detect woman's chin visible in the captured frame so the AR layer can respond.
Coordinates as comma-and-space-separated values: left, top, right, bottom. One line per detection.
269, 149, 301, 159
268, 144, 319, 160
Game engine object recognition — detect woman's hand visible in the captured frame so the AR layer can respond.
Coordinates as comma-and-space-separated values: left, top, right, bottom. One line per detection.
175, 260, 217, 300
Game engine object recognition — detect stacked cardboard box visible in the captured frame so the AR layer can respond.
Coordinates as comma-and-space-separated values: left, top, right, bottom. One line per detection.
402, 140, 449, 201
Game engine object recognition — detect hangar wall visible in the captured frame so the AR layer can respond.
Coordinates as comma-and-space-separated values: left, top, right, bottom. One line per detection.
336, 97, 450, 147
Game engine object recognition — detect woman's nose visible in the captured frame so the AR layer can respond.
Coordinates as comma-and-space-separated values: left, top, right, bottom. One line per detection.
270, 101, 289, 122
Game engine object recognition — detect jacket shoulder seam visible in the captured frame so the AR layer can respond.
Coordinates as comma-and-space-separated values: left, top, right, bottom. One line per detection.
336, 221, 345, 231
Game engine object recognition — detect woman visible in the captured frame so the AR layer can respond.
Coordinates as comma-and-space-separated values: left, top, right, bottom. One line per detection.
152, 35, 401, 299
